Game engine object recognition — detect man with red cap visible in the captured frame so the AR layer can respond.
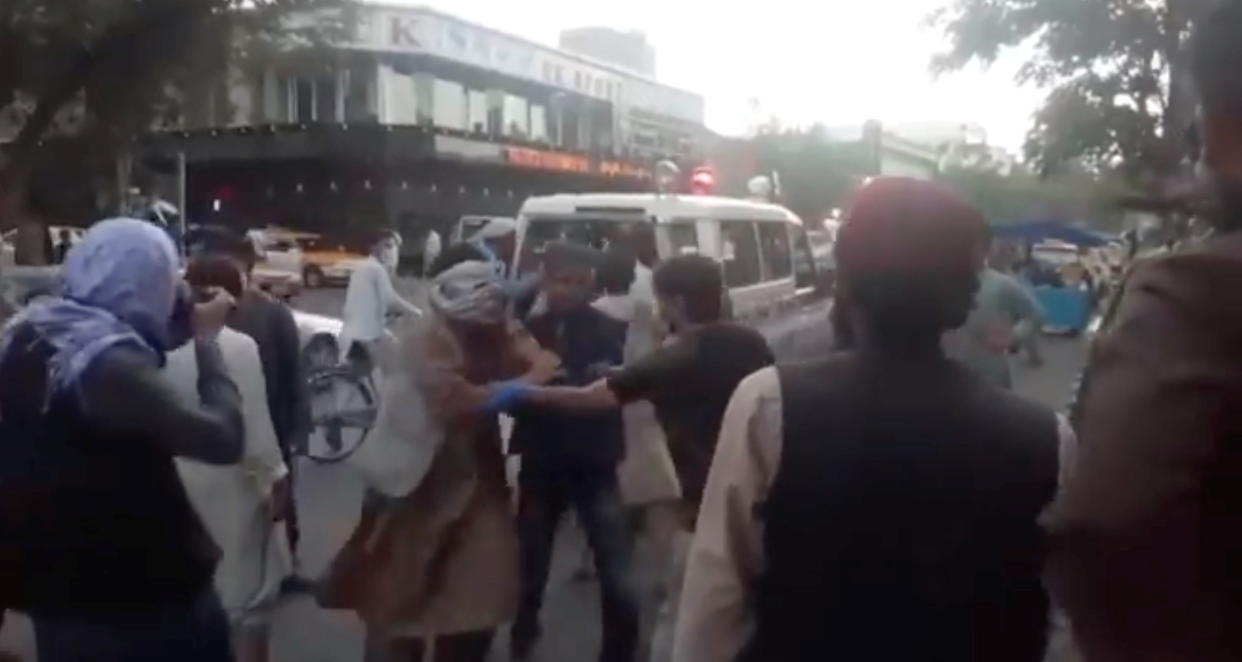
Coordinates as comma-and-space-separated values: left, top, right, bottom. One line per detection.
673, 178, 1070, 662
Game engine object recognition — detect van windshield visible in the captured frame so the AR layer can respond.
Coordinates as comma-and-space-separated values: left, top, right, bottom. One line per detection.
519, 216, 653, 275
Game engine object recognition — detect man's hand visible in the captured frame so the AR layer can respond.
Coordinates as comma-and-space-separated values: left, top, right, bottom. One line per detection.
193, 288, 235, 339
268, 476, 292, 522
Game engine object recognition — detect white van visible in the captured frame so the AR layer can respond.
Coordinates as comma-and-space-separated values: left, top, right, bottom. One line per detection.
516, 193, 804, 320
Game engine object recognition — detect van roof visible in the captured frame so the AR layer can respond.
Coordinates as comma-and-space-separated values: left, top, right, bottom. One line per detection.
519, 193, 802, 226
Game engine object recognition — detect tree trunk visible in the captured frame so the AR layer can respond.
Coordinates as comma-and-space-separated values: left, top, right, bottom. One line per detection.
0, 50, 94, 229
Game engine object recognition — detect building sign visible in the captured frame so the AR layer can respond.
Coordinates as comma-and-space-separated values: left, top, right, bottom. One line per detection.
434, 135, 505, 162
598, 160, 651, 179
348, 6, 704, 125
504, 146, 591, 173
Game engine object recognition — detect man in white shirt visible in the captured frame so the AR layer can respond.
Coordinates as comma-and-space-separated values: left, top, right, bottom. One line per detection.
422, 229, 442, 279
341, 229, 422, 369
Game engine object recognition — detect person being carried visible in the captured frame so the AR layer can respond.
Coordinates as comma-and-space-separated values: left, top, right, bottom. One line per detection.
674, 179, 1069, 662
323, 242, 560, 662
341, 228, 422, 371
508, 242, 638, 662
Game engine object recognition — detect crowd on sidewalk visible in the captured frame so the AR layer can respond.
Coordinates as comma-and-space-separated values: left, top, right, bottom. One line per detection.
3, 5, 1242, 662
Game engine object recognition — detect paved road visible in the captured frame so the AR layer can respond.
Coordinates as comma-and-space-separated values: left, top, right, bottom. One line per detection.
0, 284, 1087, 662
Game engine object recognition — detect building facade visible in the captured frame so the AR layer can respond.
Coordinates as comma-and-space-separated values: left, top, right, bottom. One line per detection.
143, 3, 706, 243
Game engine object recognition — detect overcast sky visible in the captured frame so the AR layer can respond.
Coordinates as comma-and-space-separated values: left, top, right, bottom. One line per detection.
399, 0, 1045, 152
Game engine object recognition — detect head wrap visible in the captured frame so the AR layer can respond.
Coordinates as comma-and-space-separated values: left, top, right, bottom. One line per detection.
0, 218, 181, 401
836, 177, 985, 281
428, 260, 508, 325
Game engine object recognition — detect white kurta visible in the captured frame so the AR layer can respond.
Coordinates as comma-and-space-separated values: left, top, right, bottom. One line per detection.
164, 328, 292, 624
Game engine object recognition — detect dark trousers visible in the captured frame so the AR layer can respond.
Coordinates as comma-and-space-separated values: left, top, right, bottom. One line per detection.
277, 436, 301, 561
33, 589, 233, 662
514, 467, 639, 662
365, 629, 494, 662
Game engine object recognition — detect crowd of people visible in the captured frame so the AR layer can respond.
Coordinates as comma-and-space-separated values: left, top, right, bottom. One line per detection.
1, 4, 1242, 662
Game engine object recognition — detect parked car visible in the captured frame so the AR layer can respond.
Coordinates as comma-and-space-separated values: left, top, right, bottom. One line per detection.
250, 228, 366, 289
2, 225, 87, 267
186, 225, 302, 299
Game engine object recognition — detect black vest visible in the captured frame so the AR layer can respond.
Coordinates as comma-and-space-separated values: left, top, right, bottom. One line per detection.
749, 354, 1058, 662
0, 324, 218, 620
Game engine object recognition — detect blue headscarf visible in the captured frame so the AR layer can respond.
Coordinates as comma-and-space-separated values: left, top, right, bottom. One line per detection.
0, 218, 182, 402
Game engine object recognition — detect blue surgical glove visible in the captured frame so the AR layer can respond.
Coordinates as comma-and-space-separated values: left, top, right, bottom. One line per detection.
484, 380, 532, 414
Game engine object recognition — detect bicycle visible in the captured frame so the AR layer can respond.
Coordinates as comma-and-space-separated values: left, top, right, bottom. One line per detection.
302, 313, 412, 464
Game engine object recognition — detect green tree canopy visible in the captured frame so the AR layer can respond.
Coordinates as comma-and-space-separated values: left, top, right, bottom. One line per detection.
0, 0, 352, 225
931, 0, 1215, 182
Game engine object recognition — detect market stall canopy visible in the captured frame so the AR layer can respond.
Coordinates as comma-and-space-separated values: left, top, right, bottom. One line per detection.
991, 220, 1115, 248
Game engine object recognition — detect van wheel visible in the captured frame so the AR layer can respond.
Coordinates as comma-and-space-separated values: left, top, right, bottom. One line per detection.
304, 266, 324, 289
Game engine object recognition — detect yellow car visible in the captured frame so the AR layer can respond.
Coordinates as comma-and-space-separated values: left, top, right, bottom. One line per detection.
250, 228, 367, 289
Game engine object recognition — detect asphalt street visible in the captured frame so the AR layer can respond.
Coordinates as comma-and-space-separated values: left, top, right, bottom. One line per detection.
0, 281, 1087, 662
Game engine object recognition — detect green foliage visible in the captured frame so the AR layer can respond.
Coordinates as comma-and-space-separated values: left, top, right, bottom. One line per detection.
931, 0, 1211, 180
0, 0, 352, 222
740, 126, 1127, 231
751, 127, 875, 223
937, 165, 1129, 230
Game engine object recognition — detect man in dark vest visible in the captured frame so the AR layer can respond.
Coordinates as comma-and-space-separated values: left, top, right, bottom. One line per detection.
673, 178, 1064, 662
1046, 5, 1242, 661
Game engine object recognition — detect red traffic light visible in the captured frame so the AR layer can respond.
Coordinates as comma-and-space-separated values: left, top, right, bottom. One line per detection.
689, 166, 716, 195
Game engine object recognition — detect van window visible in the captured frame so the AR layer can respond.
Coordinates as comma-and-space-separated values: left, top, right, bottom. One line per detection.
720, 221, 761, 288
759, 223, 793, 280
660, 223, 699, 256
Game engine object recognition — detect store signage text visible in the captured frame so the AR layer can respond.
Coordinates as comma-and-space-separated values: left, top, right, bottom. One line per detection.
504, 147, 591, 173
350, 7, 704, 124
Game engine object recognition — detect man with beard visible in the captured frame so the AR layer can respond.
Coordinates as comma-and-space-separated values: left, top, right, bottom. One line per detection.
1045, 4, 1242, 660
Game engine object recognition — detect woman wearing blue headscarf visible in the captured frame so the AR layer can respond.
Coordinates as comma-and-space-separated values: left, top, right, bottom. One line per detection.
0, 219, 245, 662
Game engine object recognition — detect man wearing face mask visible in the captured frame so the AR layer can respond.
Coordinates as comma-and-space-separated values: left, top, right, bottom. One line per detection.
341, 229, 423, 372
1045, 5, 1242, 661
0, 219, 243, 661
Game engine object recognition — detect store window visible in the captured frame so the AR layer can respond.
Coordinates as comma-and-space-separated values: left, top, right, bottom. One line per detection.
720, 221, 761, 288
344, 66, 375, 122
530, 104, 548, 142
758, 223, 793, 279
413, 73, 434, 126
467, 89, 488, 133
504, 94, 529, 138
292, 77, 314, 123
381, 65, 418, 124
314, 74, 338, 123
433, 78, 466, 129
659, 223, 699, 256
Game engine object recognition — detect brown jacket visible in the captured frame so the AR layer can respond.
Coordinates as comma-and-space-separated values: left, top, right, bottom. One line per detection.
1046, 232, 1242, 662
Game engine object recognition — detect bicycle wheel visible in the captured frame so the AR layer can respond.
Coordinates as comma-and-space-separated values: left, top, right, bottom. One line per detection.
305, 367, 376, 464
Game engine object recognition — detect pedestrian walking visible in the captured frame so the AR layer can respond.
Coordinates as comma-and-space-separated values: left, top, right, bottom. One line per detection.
221, 237, 313, 591
0, 218, 243, 662
341, 229, 423, 372
508, 242, 639, 662
173, 255, 293, 662
942, 226, 1045, 388
54, 229, 72, 265
422, 228, 442, 279
321, 243, 560, 662
674, 179, 1067, 662
1045, 6, 1242, 660
521, 253, 774, 661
